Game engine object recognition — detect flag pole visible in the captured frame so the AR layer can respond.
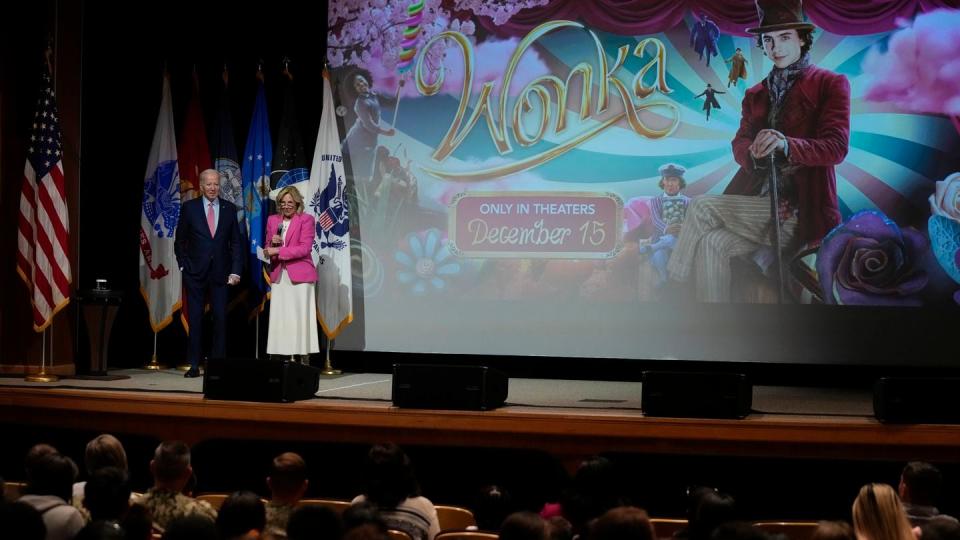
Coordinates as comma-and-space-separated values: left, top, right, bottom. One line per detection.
26, 328, 58, 382
255, 313, 260, 359
320, 335, 341, 376
143, 330, 167, 370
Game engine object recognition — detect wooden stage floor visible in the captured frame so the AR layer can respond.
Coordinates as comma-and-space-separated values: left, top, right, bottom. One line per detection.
2, 369, 960, 466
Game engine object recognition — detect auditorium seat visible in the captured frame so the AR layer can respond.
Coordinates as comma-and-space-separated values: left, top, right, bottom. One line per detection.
4, 480, 25, 501
650, 518, 688, 539
389, 529, 415, 540
298, 497, 352, 513
754, 521, 820, 540
436, 505, 477, 531
435, 531, 499, 540
195, 492, 229, 510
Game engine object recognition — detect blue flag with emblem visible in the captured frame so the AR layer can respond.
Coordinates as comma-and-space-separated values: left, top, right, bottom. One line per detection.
241, 78, 272, 313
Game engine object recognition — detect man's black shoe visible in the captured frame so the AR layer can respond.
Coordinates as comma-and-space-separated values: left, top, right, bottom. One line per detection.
184, 368, 201, 378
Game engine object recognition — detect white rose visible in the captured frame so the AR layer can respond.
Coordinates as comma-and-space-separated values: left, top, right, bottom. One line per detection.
930, 172, 960, 222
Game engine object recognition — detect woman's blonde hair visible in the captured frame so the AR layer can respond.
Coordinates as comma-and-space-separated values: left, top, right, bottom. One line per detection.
852, 483, 914, 540
276, 186, 305, 214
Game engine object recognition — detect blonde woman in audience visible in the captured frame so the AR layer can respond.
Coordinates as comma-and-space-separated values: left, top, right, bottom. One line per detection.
73, 434, 128, 510
852, 483, 916, 540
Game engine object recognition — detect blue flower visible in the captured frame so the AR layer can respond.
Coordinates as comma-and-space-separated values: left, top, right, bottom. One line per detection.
395, 229, 461, 295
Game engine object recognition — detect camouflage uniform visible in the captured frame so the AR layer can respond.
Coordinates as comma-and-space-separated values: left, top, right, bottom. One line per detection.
265, 500, 295, 536
136, 488, 217, 531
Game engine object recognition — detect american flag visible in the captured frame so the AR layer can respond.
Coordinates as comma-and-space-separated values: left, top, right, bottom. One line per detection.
317, 207, 336, 231
16, 66, 72, 331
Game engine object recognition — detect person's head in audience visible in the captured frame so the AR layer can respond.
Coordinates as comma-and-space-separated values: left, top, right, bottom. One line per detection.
0, 501, 47, 540
288, 504, 345, 540
812, 521, 856, 540
267, 452, 309, 505
24, 443, 59, 485
474, 484, 515, 531
363, 442, 420, 508
920, 516, 960, 540
590, 506, 656, 540
84, 466, 131, 522
343, 523, 390, 540
216, 490, 266, 540
500, 511, 549, 540
899, 462, 943, 508
85, 434, 128, 476
161, 514, 218, 540
150, 441, 193, 493
562, 455, 626, 533
687, 487, 738, 540
547, 516, 574, 540
122, 503, 154, 540
26, 452, 79, 502
852, 483, 915, 540
710, 522, 772, 540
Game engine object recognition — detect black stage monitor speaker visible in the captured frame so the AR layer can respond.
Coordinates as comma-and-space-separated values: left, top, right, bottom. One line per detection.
203, 357, 320, 403
642, 371, 752, 419
874, 377, 960, 424
392, 364, 508, 410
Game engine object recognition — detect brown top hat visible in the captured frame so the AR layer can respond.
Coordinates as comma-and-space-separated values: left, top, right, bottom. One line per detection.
746, 0, 816, 34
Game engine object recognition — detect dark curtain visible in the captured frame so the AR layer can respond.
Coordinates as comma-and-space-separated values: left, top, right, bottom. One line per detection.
479, 0, 960, 37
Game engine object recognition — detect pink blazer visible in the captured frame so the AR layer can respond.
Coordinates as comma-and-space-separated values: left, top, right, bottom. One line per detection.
266, 212, 317, 284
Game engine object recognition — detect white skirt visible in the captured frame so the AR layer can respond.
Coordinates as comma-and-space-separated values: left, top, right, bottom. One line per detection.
266, 270, 320, 355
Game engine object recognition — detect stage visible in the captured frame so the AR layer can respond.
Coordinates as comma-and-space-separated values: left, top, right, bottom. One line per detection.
3, 369, 960, 468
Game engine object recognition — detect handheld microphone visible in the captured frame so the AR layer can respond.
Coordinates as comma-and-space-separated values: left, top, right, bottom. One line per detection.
274, 222, 284, 245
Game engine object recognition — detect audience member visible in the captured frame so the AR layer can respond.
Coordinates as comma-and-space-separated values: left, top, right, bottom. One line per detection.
137, 440, 217, 531
0, 500, 47, 540
343, 500, 388, 533
500, 511, 549, 540
24, 444, 59, 485
288, 504, 345, 540
121, 503, 154, 540
160, 514, 218, 540
590, 506, 657, 540
83, 467, 131, 522
677, 487, 738, 540
352, 443, 440, 540
540, 455, 628, 536
472, 484, 515, 531
265, 452, 309, 535
19, 452, 86, 540
899, 462, 957, 525
547, 516, 574, 540
811, 521, 855, 540
920, 516, 960, 540
852, 483, 915, 540
217, 490, 267, 540
74, 434, 128, 509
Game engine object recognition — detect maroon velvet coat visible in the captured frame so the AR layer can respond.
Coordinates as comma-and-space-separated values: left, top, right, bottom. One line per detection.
726, 65, 850, 246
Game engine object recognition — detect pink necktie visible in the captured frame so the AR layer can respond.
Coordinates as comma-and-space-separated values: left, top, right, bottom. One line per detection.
207, 202, 216, 237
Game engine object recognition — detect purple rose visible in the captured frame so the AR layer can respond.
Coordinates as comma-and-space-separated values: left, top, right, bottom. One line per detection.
816, 211, 929, 306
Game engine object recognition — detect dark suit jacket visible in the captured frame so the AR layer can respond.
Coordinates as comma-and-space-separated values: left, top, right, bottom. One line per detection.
728, 65, 850, 246
174, 197, 244, 283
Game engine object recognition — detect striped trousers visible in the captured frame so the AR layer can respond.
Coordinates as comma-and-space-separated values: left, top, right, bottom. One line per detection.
666, 195, 797, 302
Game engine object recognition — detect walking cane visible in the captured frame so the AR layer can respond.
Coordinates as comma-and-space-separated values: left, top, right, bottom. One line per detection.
768, 154, 786, 303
